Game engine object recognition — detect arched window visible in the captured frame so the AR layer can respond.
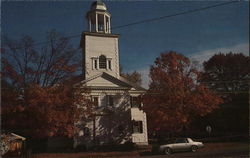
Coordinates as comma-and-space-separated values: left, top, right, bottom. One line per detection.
99, 55, 107, 69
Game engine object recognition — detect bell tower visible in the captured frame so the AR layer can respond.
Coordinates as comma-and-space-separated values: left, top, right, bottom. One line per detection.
81, 0, 120, 79
86, 0, 111, 34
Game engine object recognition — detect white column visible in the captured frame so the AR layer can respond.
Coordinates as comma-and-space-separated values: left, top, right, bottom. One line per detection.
106, 59, 109, 70
89, 18, 92, 32
108, 17, 111, 33
106, 19, 108, 33
109, 59, 112, 70
95, 13, 98, 32
104, 15, 106, 33
106, 16, 109, 33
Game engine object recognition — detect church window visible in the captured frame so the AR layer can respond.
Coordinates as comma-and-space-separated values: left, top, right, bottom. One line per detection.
99, 55, 107, 69
108, 59, 112, 70
94, 59, 98, 69
132, 120, 143, 133
130, 96, 141, 108
107, 95, 114, 106
92, 96, 99, 106
83, 127, 90, 136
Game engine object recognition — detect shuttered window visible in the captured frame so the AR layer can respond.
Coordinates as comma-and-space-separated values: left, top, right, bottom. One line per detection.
132, 121, 143, 133
92, 96, 99, 106
107, 95, 114, 106
130, 96, 141, 108
99, 55, 107, 69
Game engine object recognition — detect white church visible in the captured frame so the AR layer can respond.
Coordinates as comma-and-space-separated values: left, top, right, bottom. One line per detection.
74, 1, 148, 148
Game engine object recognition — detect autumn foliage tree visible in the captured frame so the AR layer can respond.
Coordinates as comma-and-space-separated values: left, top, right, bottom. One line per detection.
1, 30, 93, 139
201, 52, 250, 135
2, 30, 80, 88
2, 83, 93, 138
144, 51, 222, 134
202, 52, 250, 93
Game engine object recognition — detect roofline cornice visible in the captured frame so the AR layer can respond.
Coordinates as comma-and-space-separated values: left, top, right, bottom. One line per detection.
83, 32, 120, 38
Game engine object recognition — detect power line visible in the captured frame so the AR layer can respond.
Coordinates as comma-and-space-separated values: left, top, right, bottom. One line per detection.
201, 80, 250, 84
111, 0, 239, 30
146, 91, 249, 95
5, 0, 239, 50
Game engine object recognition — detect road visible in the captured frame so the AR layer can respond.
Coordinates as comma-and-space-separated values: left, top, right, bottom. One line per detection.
30, 142, 249, 158
137, 142, 249, 158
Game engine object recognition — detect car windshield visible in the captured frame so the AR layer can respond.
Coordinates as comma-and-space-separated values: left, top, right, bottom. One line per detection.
158, 138, 175, 145
187, 138, 193, 143
175, 138, 187, 143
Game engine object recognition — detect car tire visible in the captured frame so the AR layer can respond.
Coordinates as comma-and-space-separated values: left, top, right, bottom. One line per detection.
164, 147, 172, 155
191, 145, 198, 152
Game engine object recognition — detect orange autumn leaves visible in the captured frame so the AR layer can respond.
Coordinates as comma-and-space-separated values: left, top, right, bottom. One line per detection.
2, 83, 93, 138
1, 31, 89, 138
144, 51, 222, 132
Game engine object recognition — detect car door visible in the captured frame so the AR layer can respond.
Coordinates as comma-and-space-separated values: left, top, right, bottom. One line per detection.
173, 138, 187, 151
182, 138, 192, 151
185, 138, 193, 150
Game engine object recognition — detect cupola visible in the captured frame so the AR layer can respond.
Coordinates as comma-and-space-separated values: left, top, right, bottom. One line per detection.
86, 0, 111, 33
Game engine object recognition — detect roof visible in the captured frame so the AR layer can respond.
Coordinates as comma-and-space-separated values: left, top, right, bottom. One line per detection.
74, 72, 146, 92
1, 133, 26, 141
91, 0, 107, 11
10, 133, 26, 141
119, 75, 147, 91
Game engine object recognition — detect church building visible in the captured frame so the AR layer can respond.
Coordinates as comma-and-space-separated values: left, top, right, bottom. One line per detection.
74, 1, 148, 148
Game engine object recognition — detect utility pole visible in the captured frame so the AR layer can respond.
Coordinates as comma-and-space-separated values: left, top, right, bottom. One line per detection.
248, 80, 250, 138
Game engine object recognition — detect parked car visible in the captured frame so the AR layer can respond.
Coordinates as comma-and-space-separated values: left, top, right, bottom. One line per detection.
152, 138, 204, 155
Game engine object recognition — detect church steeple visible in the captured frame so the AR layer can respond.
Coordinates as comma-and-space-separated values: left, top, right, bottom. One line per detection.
81, 1, 119, 79
86, 0, 111, 34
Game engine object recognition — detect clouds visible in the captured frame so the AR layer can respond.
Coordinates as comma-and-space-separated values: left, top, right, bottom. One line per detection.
126, 66, 150, 89
136, 67, 151, 89
189, 43, 249, 63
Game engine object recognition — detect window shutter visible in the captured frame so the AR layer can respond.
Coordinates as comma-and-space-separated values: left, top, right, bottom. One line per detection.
109, 96, 113, 106
130, 96, 133, 107
140, 121, 143, 133
94, 59, 98, 69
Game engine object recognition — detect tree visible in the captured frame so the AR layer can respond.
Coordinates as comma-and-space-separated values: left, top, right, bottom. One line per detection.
2, 30, 80, 88
201, 52, 250, 135
1, 30, 93, 139
121, 71, 142, 86
1, 78, 94, 139
202, 52, 249, 93
120, 66, 142, 86
144, 51, 222, 134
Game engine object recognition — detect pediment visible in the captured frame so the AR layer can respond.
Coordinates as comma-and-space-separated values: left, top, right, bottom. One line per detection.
86, 75, 129, 87
75, 72, 131, 88
74, 72, 146, 91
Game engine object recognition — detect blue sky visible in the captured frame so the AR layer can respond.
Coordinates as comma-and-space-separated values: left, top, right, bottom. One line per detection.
2, 1, 249, 88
